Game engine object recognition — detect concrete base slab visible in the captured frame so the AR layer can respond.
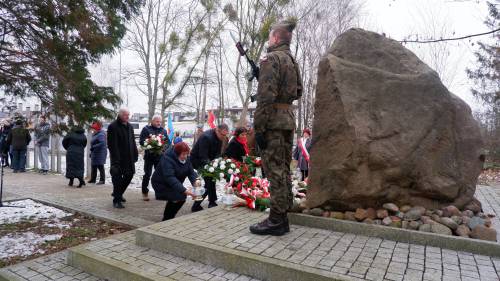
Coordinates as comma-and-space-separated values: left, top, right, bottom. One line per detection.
288, 213, 500, 257
67, 231, 260, 281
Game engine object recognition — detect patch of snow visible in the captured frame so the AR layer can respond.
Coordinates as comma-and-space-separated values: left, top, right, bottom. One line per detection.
0, 232, 63, 259
0, 199, 72, 224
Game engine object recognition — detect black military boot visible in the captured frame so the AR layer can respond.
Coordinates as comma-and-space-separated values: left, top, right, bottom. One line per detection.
249, 211, 289, 236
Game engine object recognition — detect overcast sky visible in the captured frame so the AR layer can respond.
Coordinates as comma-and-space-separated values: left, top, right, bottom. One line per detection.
87, 0, 491, 115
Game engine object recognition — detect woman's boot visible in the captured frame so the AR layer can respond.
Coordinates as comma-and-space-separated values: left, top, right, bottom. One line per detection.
77, 177, 86, 188
68, 178, 74, 186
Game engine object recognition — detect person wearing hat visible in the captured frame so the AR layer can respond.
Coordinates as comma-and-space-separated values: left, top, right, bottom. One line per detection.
250, 19, 303, 236
293, 128, 312, 181
89, 120, 107, 185
151, 142, 199, 221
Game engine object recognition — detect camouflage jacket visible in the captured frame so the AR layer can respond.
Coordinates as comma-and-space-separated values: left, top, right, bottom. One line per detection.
254, 43, 303, 134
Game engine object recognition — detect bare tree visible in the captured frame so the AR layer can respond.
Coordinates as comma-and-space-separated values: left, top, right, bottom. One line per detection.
224, 0, 290, 126
126, 0, 176, 120
290, 0, 364, 133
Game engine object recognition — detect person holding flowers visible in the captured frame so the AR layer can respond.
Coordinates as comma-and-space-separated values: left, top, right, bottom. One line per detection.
151, 142, 199, 220
190, 123, 229, 211
139, 115, 170, 201
223, 127, 249, 162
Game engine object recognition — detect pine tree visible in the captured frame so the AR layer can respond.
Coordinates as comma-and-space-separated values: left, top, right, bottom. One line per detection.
0, 0, 141, 123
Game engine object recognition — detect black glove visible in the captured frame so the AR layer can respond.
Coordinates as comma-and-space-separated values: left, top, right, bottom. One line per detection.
110, 165, 121, 176
255, 133, 267, 150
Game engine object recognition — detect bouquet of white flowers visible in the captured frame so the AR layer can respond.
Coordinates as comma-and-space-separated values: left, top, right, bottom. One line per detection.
141, 134, 167, 155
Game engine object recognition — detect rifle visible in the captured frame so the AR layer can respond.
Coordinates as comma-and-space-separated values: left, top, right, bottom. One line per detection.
231, 33, 259, 102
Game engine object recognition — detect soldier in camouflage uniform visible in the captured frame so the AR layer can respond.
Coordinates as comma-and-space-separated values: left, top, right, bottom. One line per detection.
250, 20, 302, 236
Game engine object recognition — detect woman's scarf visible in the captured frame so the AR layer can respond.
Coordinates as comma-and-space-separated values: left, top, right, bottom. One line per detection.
236, 136, 249, 156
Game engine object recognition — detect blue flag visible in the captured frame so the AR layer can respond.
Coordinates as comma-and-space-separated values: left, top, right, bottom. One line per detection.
167, 113, 175, 142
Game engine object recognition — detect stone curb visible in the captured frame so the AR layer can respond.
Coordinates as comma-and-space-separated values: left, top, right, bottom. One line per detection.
67, 245, 173, 281
15, 197, 142, 229
289, 213, 500, 257
136, 227, 359, 281
0, 269, 23, 281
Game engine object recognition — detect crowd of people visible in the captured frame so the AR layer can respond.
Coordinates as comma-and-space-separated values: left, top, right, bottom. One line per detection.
0, 108, 311, 222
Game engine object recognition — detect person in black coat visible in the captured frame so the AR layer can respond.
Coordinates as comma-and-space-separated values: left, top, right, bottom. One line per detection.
0, 120, 11, 167
62, 127, 87, 187
139, 115, 169, 201
189, 123, 229, 211
89, 120, 107, 184
152, 142, 198, 220
223, 127, 249, 163
107, 108, 138, 208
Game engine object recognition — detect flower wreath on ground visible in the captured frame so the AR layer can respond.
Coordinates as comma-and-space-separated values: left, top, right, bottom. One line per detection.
199, 156, 273, 210
141, 134, 168, 155
199, 156, 310, 211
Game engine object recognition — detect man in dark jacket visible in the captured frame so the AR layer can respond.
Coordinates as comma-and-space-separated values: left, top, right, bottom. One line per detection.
6, 120, 31, 173
139, 115, 169, 201
107, 108, 138, 208
190, 123, 229, 211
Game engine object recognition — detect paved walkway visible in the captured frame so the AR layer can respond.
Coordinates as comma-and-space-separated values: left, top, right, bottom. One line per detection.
1, 170, 500, 281
2, 169, 205, 227
141, 207, 500, 281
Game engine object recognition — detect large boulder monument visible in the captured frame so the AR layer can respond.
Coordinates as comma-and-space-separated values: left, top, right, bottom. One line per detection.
306, 28, 484, 212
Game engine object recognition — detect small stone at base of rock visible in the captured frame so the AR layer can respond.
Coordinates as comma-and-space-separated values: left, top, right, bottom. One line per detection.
363, 218, 374, 224
376, 209, 389, 219
408, 221, 420, 230
462, 210, 474, 218
431, 223, 452, 235
470, 225, 497, 242
442, 205, 461, 217
345, 211, 357, 221
310, 208, 324, 216
455, 224, 471, 237
322, 211, 330, 217
439, 217, 458, 230
468, 216, 485, 229
419, 224, 432, 232
366, 208, 377, 220
330, 211, 345, 220
354, 208, 368, 221
383, 203, 399, 212
400, 205, 411, 212
382, 216, 392, 226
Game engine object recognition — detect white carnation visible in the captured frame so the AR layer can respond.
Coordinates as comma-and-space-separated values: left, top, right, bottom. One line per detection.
235, 169, 240, 174
228, 169, 234, 174
226, 159, 232, 163
219, 173, 225, 179
208, 167, 215, 173
230, 163, 236, 169
146, 145, 152, 149
220, 164, 226, 170
234, 177, 240, 182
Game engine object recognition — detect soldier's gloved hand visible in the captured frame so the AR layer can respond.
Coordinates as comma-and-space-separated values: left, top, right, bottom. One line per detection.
255, 133, 267, 150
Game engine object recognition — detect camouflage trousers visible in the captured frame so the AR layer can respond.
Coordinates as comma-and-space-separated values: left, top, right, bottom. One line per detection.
261, 129, 294, 214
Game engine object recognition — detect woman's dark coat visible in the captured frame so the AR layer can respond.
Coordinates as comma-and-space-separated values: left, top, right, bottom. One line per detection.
151, 148, 198, 202
293, 138, 312, 171
90, 130, 107, 166
223, 137, 247, 162
63, 128, 87, 179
